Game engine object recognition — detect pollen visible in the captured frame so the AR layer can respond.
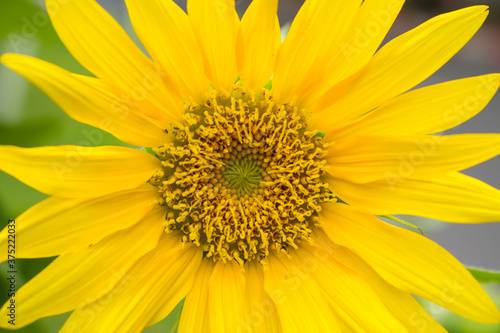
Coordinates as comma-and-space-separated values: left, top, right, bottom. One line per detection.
150, 85, 333, 264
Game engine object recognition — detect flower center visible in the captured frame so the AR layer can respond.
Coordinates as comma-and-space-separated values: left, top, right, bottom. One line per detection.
220, 157, 264, 197
150, 86, 332, 264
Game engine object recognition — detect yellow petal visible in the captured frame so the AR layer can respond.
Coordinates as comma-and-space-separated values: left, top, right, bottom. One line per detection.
329, 172, 500, 223
208, 260, 247, 333
188, 0, 239, 91
178, 258, 214, 333
273, 0, 362, 103
304, 0, 405, 106
45, 0, 183, 124
296, 242, 446, 332
0, 54, 171, 147
326, 134, 500, 183
0, 184, 158, 261
243, 261, 283, 332
60, 234, 202, 333
320, 203, 500, 324
336, 74, 500, 138
263, 252, 341, 333
315, 233, 447, 332
310, 6, 488, 131
125, 0, 209, 102
237, 0, 280, 91
0, 208, 165, 329
0, 145, 159, 198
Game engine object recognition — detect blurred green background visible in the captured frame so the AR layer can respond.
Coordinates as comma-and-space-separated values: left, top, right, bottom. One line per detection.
0, 0, 499, 332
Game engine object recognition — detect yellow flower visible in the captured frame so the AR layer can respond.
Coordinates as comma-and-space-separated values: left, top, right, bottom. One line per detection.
1, 0, 500, 332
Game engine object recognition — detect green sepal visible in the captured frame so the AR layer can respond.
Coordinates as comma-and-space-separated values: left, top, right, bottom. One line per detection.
380, 215, 423, 235
264, 79, 273, 90
144, 147, 158, 158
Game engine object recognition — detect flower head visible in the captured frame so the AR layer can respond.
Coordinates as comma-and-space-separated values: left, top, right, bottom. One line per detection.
1, 0, 500, 332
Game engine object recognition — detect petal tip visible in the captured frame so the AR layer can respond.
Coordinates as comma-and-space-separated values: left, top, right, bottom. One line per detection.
0, 53, 15, 65
490, 73, 500, 82
483, 308, 500, 325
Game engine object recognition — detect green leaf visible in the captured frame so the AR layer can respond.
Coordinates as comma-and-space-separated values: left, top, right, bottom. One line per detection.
467, 267, 500, 284
0, 0, 59, 46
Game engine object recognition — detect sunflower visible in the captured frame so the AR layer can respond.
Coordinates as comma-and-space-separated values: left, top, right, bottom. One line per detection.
1, 0, 500, 332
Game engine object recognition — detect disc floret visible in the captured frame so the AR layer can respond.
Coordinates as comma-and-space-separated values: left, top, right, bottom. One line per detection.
150, 86, 332, 264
